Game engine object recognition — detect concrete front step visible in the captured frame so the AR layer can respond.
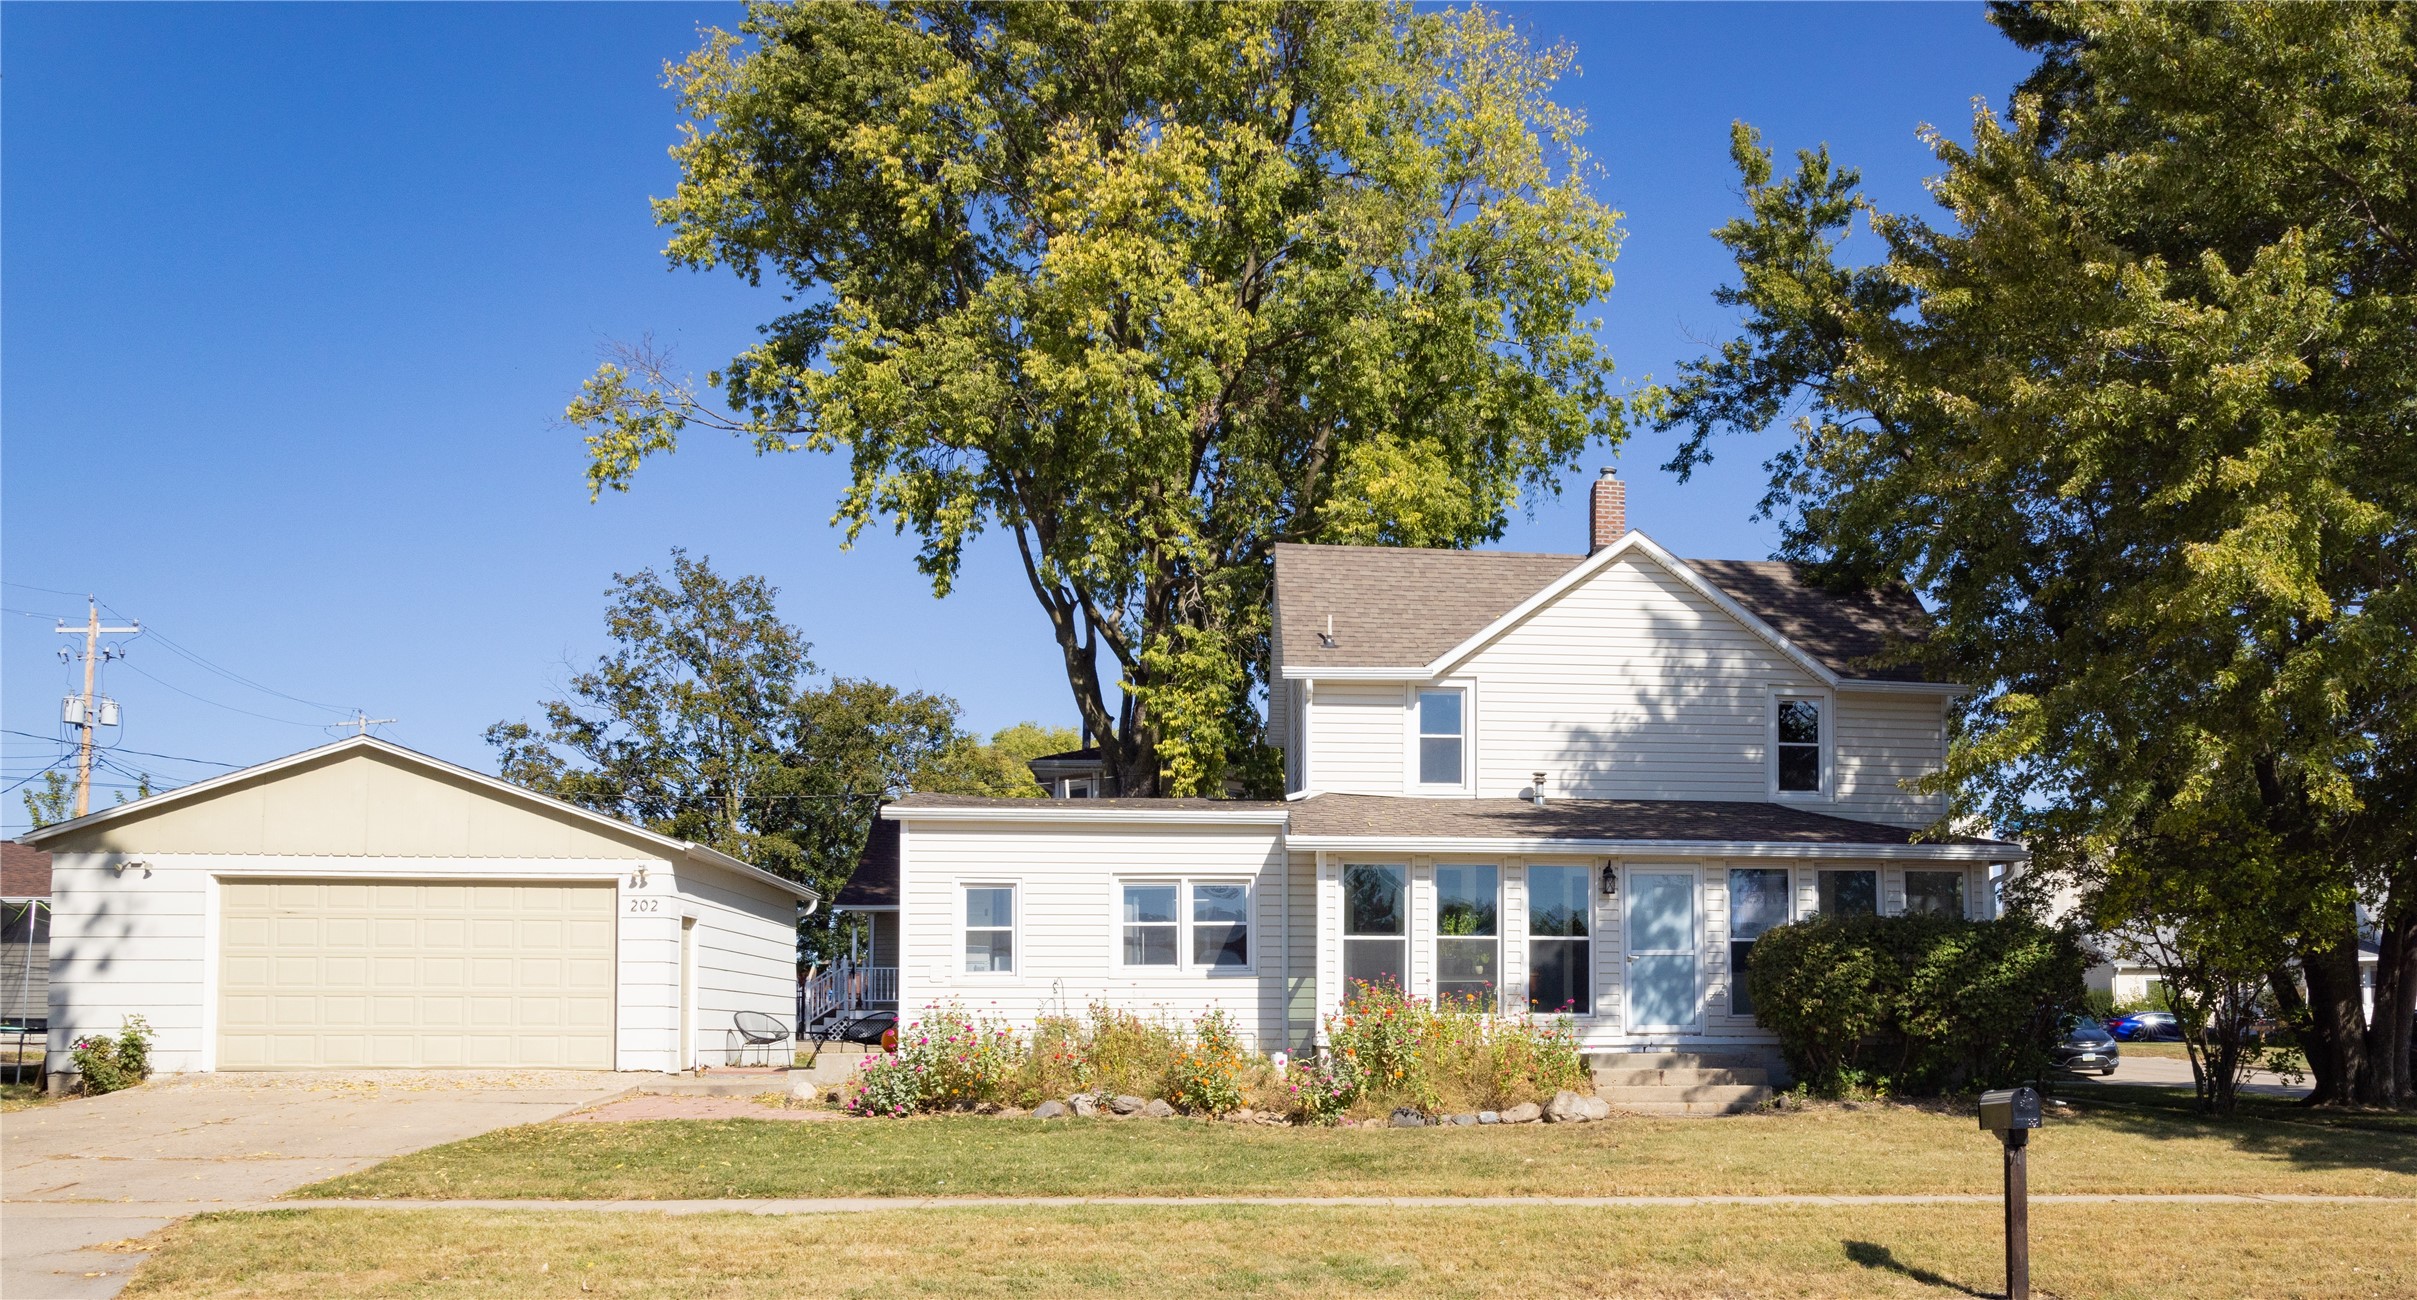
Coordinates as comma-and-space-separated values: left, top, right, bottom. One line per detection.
1594, 1083, 1773, 1116
1583, 1051, 1770, 1071
1592, 1066, 1769, 1087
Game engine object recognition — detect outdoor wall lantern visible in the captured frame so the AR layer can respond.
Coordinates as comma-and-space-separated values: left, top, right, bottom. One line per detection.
1978, 1085, 2043, 1300
1599, 863, 1618, 898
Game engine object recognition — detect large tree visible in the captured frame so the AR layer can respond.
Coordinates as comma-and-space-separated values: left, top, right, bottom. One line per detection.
1653, 1, 2414, 1106
487, 550, 973, 903
568, 1, 1626, 796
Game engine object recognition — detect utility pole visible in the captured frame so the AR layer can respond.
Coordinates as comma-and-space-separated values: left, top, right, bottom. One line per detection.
338, 711, 396, 737
57, 600, 141, 818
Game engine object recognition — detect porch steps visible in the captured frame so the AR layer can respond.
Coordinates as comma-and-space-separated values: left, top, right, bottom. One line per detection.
1587, 1052, 1776, 1117
790, 1043, 880, 1086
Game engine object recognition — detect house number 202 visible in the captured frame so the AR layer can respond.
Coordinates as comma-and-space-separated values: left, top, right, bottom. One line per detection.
627, 897, 661, 913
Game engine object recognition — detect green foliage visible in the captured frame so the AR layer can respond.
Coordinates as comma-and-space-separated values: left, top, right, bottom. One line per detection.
1746, 915, 2089, 1097
1652, 2, 2417, 1106
21, 770, 69, 830
567, 1, 1627, 796
487, 550, 972, 907
1169, 1009, 1250, 1117
1306, 980, 1585, 1120
70, 1015, 153, 1095
917, 722, 1083, 799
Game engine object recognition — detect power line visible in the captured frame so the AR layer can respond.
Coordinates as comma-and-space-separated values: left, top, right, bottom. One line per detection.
0, 730, 239, 769
2, 580, 93, 600
118, 663, 332, 728
113, 616, 354, 717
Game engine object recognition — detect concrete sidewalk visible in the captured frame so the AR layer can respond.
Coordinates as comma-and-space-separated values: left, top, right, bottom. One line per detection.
1, 1070, 629, 1300
37, 1191, 2414, 1215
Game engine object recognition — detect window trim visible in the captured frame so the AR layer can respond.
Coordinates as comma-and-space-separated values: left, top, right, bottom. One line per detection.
1768, 688, 1834, 801
1722, 865, 1796, 1023
959, 882, 1019, 979
1109, 877, 1256, 976
1341, 860, 1411, 997
1525, 861, 1595, 1018
1405, 682, 1475, 794
1061, 777, 1097, 799
1433, 861, 1501, 1012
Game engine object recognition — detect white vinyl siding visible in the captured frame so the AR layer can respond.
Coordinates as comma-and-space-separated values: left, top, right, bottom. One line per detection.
1302, 681, 1410, 793
899, 820, 1293, 1050
1461, 554, 1829, 802
1832, 691, 1952, 827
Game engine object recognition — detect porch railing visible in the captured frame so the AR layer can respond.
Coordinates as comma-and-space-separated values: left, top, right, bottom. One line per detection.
798, 959, 898, 1038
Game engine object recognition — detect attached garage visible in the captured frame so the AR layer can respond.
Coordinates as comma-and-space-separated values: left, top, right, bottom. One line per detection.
25, 736, 816, 1080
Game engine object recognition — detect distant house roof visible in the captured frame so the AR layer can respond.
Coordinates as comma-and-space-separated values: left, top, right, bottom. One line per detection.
1, 841, 49, 899
1286, 794, 2004, 848
835, 817, 899, 909
1272, 541, 1934, 683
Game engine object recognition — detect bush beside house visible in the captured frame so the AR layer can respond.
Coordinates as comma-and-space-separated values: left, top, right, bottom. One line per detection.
1747, 915, 2088, 1096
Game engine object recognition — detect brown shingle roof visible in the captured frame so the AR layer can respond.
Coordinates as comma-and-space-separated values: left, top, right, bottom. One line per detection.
835, 817, 898, 908
886, 793, 1288, 813
1288, 794, 2004, 847
2, 841, 51, 897
1684, 559, 1932, 683
1271, 541, 1935, 682
1273, 543, 1582, 670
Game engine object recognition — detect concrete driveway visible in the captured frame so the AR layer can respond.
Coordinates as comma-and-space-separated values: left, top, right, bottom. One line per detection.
1, 1070, 629, 1300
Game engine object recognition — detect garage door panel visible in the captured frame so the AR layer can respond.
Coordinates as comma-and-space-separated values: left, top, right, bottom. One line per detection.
219, 879, 615, 1070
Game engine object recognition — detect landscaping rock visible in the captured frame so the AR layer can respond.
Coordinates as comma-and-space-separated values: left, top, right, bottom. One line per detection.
1143, 1099, 1177, 1119
1546, 1090, 1588, 1123
1444, 1112, 1476, 1126
1477, 1110, 1500, 1125
1109, 1094, 1147, 1116
1388, 1107, 1428, 1128
1031, 1100, 1069, 1120
1229, 1107, 1256, 1123
998, 1106, 1028, 1118
787, 1076, 820, 1102
1580, 1095, 1612, 1122
1071, 1096, 1099, 1118
1501, 1102, 1542, 1124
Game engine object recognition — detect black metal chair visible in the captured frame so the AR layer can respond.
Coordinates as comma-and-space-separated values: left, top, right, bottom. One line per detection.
732, 1010, 792, 1066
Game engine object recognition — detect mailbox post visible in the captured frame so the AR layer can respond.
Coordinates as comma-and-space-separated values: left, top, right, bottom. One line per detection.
1978, 1086, 2042, 1300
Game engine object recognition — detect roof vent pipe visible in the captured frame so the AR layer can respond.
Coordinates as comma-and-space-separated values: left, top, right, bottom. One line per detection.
1589, 468, 1627, 554
1531, 771, 1548, 808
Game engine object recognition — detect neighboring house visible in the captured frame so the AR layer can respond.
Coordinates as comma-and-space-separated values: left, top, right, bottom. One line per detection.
868, 471, 2024, 1056
21, 735, 816, 1082
2, 841, 51, 1032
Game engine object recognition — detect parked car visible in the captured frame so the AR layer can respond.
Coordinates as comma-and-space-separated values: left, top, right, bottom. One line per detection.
2053, 1014, 2122, 1075
2109, 1011, 2182, 1042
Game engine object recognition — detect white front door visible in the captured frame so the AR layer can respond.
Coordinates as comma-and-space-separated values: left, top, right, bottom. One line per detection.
1624, 869, 1699, 1032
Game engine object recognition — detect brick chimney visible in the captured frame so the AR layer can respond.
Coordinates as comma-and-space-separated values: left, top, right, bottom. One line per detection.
1588, 467, 1627, 553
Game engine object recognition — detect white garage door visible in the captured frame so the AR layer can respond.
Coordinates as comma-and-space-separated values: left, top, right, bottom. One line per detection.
218, 879, 615, 1069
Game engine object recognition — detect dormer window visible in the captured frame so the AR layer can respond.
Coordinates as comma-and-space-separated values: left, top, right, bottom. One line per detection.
1417, 689, 1464, 786
1774, 695, 1824, 795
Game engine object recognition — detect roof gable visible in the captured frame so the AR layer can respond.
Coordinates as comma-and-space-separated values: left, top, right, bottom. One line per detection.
1274, 534, 1937, 685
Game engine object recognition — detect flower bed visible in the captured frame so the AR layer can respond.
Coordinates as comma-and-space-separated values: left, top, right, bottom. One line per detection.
842, 985, 1592, 1126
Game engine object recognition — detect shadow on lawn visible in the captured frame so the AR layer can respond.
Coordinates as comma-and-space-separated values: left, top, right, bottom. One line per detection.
2054, 1085, 2417, 1176
1841, 1241, 1992, 1297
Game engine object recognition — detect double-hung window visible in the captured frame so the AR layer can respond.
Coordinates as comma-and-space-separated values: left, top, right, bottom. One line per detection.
1904, 871, 1966, 918
1727, 868, 1792, 1018
1121, 883, 1179, 966
1342, 864, 1407, 996
1527, 865, 1591, 1015
1816, 869, 1877, 917
1192, 882, 1250, 968
963, 886, 1015, 974
1417, 689, 1464, 787
1119, 880, 1251, 971
1775, 696, 1824, 794
1435, 865, 1499, 1010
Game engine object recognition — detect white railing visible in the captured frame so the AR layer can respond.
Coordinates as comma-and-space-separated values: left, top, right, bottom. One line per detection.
798, 959, 899, 1035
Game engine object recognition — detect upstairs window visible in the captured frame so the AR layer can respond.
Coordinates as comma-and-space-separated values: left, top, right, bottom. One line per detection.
1417, 689, 1464, 786
1775, 696, 1824, 794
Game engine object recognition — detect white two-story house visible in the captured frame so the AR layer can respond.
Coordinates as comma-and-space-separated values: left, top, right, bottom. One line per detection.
859, 470, 2020, 1057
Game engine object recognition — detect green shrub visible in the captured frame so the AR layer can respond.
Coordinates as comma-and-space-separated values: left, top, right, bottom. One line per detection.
1304, 980, 1585, 1120
70, 1015, 154, 1096
1746, 915, 2088, 1096
1168, 1009, 1249, 1115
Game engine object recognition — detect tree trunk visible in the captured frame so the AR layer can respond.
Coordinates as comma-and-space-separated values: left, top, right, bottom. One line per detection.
2268, 961, 2323, 1099
2300, 924, 2372, 1105
2365, 906, 2415, 1108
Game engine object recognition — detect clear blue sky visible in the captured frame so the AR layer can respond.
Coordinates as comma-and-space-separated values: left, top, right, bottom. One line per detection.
0, 3, 2035, 831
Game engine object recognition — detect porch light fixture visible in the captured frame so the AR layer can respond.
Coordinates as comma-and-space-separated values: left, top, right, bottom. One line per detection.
1599, 863, 1618, 898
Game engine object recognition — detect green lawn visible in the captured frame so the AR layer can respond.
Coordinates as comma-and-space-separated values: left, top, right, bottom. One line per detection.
0, 1081, 47, 1112
125, 1202, 2417, 1299
301, 1095, 2417, 1201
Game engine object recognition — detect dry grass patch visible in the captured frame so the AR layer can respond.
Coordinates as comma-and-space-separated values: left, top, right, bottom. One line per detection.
299, 1097, 2417, 1201
125, 1203, 2416, 1299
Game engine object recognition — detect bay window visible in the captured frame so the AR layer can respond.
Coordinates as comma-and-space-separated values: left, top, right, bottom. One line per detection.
1527, 865, 1591, 1015
1435, 865, 1499, 1010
